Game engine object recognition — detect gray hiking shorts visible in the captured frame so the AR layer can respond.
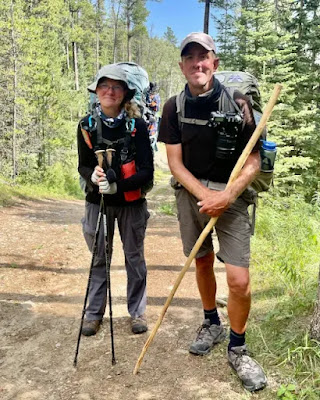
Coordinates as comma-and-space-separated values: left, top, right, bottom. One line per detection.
175, 181, 251, 267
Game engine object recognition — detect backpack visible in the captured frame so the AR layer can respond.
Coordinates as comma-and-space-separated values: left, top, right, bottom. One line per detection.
176, 70, 274, 197
88, 62, 158, 149
214, 71, 273, 195
80, 62, 153, 196
88, 62, 150, 114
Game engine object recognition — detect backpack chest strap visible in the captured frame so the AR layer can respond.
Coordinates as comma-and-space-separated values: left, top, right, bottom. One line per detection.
179, 117, 208, 126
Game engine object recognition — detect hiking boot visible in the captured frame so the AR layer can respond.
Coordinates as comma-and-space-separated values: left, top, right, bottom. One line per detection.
228, 344, 267, 392
189, 319, 226, 355
131, 315, 148, 334
81, 319, 101, 336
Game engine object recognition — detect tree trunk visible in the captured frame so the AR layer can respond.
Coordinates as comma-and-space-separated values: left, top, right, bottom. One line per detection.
203, 0, 210, 34
239, 0, 247, 70
310, 266, 320, 340
112, 1, 121, 63
70, 8, 79, 90
95, 0, 104, 72
96, 30, 100, 72
66, 40, 70, 70
73, 41, 79, 91
127, 14, 132, 62
10, 0, 18, 181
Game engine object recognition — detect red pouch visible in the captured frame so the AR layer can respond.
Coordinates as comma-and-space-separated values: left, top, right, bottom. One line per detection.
121, 160, 141, 202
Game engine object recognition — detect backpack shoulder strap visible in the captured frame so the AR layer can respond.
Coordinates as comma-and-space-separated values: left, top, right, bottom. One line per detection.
176, 91, 185, 131
219, 86, 242, 114
79, 115, 93, 149
89, 107, 127, 149
175, 90, 209, 129
120, 118, 137, 164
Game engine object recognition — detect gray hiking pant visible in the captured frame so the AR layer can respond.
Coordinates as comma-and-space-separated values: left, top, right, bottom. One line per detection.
81, 201, 150, 320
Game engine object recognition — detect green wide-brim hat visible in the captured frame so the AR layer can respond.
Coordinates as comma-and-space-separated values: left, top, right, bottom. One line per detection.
87, 64, 136, 98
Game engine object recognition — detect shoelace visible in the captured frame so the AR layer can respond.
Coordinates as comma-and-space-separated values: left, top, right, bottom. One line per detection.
196, 323, 211, 339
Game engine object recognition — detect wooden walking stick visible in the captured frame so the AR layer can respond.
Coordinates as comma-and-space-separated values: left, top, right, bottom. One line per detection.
133, 83, 282, 375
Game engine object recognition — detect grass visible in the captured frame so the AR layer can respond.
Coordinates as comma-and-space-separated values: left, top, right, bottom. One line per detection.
157, 202, 176, 216
0, 161, 86, 206
154, 168, 170, 184
0, 177, 84, 207
247, 193, 320, 399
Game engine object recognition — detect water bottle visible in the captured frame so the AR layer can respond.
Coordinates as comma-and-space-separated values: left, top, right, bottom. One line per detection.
260, 140, 277, 172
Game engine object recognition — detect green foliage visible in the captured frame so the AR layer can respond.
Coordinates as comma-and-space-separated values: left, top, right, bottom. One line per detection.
42, 160, 83, 197
248, 194, 320, 398
158, 202, 176, 216
0, 174, 83, 207
0, 0, 182, 187
277, 384, 297, 400
252, 193, 320, 282
211, 0, 320, 201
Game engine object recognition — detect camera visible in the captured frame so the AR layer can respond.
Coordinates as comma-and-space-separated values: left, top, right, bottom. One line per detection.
208, 111, 243, 128
208, 111, 244, 160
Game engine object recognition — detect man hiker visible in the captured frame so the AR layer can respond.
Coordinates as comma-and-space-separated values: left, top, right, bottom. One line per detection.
77, 64, 153, 336
158, 32, 267, 392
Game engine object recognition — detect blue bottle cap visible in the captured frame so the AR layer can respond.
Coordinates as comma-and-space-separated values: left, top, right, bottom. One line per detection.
262, 140, 276, 150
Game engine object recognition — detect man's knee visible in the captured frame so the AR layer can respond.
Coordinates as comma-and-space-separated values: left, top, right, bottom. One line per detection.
195, 252, 214, 270
227, 272, 250, 296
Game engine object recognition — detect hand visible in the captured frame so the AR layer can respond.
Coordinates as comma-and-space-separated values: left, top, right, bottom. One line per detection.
99, 178, 117, 195
91, 166, 105, 185
197, 190, 233, 218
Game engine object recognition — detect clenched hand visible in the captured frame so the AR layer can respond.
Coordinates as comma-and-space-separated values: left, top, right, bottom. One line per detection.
197, 190, 234, 218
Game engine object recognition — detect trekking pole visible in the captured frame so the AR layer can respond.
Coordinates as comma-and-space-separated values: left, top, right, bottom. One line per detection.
73, 150, 105, 367
102, 148, 116, 365
133, 83, 283, 375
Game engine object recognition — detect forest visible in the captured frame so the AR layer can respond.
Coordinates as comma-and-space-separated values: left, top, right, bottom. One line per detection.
1, 1, 320, 398
1, 0, 320, 202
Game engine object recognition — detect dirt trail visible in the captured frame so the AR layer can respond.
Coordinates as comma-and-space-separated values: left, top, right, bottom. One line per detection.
0, 147, 263, 399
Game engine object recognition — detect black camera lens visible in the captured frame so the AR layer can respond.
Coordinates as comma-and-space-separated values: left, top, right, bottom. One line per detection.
215, 130, 238, 160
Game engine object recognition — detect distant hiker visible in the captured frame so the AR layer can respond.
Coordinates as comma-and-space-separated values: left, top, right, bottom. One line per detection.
145, 82, 161, 150
158, 32, 267, 392
77, 64, 153, 336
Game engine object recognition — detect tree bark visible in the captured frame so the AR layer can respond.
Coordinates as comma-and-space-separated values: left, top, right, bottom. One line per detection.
310, 265, 320, 341
96, 29, 100, 72
95, 0, 104, 72
10, 0, 18, 181
111, 1, 121, 63
66, 40, 70, 70
239, 0, 247, 70
203, 0, 210, 34
126, 12, 132, 61
70, 8, 79, 91
73, 41, 79, 91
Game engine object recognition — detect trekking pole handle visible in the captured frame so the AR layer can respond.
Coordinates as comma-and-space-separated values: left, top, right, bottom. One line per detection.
95, 150, 105, 168
133, 83, 283, 376
106, 149, 116, 168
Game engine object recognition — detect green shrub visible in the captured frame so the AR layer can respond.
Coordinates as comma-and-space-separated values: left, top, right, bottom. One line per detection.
252, 194, 320, 283
249, 193, 320, 399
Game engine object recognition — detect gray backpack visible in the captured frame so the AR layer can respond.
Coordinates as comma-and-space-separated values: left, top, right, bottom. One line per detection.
89, 62, 150, 113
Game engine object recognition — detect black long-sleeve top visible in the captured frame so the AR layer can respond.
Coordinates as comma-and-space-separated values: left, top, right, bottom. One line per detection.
77, 116, 154, 206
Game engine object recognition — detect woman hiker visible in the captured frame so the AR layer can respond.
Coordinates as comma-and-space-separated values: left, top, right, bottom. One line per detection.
77, 64, 154, 336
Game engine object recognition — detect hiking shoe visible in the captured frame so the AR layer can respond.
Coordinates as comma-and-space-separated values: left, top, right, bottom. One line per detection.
81, 319, 101, 336
131, 315, 148, 334
189, 319, 226, 355
228, 344, 267, 392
